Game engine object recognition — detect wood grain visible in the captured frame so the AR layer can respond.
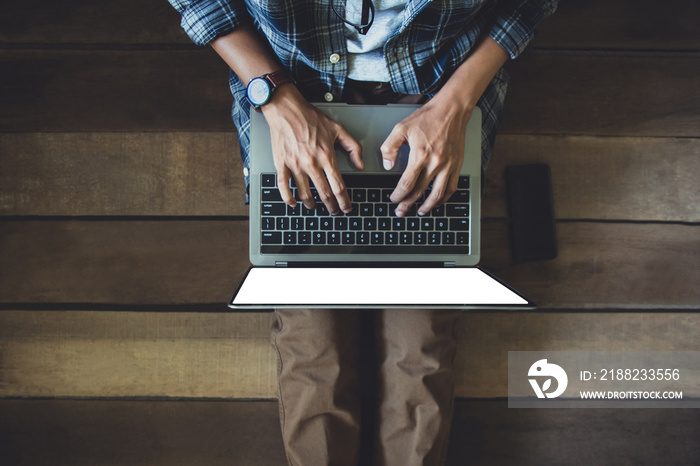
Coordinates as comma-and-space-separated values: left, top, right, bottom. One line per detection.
1, 51, 698, 136
1, 311, 698, 399
0, 132, 246, 216
2, 134, 698, 222
0, 221, 697, 309
2, 0, 698, 52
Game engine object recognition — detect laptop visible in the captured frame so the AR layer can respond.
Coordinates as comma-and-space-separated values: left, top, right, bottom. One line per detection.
229, 103, 533, 309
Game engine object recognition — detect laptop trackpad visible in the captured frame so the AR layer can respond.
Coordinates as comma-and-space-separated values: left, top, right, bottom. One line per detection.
230, 267, 531, 309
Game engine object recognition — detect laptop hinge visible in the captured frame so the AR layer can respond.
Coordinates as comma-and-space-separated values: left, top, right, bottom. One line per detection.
275, 261, 289, 267
444, 261, 456, 267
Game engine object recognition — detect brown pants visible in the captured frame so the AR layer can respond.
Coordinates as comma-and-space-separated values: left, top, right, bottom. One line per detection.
272, 308, 461, 466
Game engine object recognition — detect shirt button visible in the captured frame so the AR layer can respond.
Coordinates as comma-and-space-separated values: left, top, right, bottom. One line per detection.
329, 53, 340, 64
324, 92, 334, 102
243, 167, 249, 177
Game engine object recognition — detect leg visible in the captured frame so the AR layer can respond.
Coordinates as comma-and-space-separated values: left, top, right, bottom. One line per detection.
271, 308, 363, 466
374, 309, 462, 466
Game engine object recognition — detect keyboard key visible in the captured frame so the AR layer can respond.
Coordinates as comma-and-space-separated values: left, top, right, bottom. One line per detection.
353, 189, 366, 202
435, 218, 448, 231
442, 232, 455, 244
284, 232, 297, 244
374, 203, 389, 216
305, 218, 319, 230
298, 232, 311, 244
386, 232, 398, 244
371, 232, 384, 244
448, 190, 469, 203
360, 203, 373, 216
320, 217, 333, 230
378, 218, 392, 230
433, 205, 445, 217
291, 218, 304, 230
349, 218, 362, 230
421, 218, 434, 230
310, 188, 320, 202
302, 205, 315, 216
313, 232, 326, 244
457, 232, 469, 245
346, 204, 359, 217
262, 174, 276, 187
328, 231, 341, 244
262, 217, 275, 230
317, 204, 329, 216
407, 218, 420, 231
363, 218, 377, 230
458, 176, 470, 189
400, 232, 413, 244
446, 204, 469, 217
262, 188, 282, 201
357, 232, 370, 244
368, 189, 381, 202
262, 203, 286, 216
287, 204, 301, 216
415, 232, 426, 244
381, 189, 393, 202
428, 232, 441, 244
262, 232, 282, 244
276, 217, 289, 230
449, 219, 469, 231
392, 218, 406, 230
335, 217, 348, 230
342, 232, 355, 244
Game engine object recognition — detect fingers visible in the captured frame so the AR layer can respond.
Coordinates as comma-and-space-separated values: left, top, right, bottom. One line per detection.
336, 125, 364, 171
275, 168, 296, 207
380, 123, 406, 171
417, 171, 458, 216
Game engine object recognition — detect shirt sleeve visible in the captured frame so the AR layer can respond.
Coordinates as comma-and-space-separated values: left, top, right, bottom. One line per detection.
168, 0, 250, 46
488, 0, 558, 59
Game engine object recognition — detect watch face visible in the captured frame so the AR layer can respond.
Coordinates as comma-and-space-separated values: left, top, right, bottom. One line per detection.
247, 77, 271, 106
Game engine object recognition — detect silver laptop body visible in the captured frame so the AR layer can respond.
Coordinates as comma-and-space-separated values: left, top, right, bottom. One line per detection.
231, 103, 532, 309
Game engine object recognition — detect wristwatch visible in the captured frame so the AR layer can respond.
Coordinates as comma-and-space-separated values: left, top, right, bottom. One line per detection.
246, 70, 295, 109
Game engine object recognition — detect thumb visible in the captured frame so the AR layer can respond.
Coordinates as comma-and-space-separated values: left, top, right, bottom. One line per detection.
380, 124, 406, 171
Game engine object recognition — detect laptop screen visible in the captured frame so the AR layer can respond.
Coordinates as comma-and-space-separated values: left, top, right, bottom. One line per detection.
229, 267, 532, 309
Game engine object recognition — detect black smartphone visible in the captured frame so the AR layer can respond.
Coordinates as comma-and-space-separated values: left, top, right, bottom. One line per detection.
505, 163, 558, 263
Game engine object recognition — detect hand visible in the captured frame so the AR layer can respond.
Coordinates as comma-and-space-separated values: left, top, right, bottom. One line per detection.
381, 98, 473, 217
262, 86, 364, 214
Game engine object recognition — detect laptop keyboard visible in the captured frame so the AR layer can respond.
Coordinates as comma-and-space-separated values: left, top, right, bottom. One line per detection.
259, 173, 470, 252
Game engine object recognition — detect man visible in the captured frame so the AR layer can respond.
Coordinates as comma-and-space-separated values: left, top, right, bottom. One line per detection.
169, 1, 557, 464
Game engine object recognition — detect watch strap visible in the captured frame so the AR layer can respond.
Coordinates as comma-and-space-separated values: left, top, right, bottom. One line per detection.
265, 70, 294, 88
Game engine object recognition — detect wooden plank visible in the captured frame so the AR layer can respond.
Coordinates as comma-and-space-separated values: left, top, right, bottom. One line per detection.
0, 0, 190, 46
1, 50, 698, 136
0, 133, 246, 216
484, 135, 700, 222
1, 311, 698, 399
3, 134, 698, 221
2, 0, 698, 53
0, 220, 250, 305
500, 51, 700, 137
533, 0, 700, 51
1, 221, 697, 308
481, 222, 700, 310
0, 49, 232, 132
1, 400, 699, 466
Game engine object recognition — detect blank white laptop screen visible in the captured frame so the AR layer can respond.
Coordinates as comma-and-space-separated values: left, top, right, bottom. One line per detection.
230, 267, 531, 309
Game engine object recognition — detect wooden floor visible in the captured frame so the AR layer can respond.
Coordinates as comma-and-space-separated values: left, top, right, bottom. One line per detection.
1, 0, 699, 464
2, 399, 700, 466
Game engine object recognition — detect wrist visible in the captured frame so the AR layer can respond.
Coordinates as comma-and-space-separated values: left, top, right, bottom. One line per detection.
246, 69, 296, 110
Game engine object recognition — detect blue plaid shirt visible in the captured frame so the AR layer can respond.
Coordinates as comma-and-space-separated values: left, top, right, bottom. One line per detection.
168, 0, 558, 198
